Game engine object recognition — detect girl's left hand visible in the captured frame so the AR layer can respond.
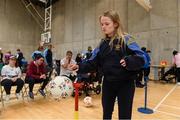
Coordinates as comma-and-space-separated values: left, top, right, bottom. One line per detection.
120, 59, 126, 67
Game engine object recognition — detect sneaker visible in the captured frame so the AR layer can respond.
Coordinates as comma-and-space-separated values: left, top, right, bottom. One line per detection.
5, 95, 10, 102
16, 93, 22, 100
38, 89, 46, 97
29, 92, 34, 99
136, 83, 144, 88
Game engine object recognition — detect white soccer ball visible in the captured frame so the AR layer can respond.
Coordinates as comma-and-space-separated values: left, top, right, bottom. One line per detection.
48, 76, 73, 99
83, 96, 93, 107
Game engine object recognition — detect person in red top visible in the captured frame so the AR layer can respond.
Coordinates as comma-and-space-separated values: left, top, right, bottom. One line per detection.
25, 54, 49, 99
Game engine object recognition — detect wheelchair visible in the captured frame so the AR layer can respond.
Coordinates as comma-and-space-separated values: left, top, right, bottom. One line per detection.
71, 72, 102, 97
161, 66, 177, 83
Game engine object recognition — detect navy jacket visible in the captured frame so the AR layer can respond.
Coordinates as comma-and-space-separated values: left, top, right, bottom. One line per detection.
78, 35, 145, 81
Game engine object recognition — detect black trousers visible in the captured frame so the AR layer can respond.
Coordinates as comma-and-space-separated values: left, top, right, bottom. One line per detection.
46, 65, 53, 79
25, 77, 49, 92
102, 80, 135, 120
176, 68, 180, 82
1, 78, 24, 94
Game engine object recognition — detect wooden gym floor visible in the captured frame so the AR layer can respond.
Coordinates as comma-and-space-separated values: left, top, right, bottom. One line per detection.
0, 80, 179, 120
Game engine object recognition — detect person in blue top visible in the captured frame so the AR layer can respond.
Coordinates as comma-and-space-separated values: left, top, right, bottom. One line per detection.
136, 47, 151, 88
44, 44, 53, 68
43, 44, 53, 78
142, 47, 151, 76
86, 46, 93, 60
69, 10, 147, 120
31, 46, 44, 60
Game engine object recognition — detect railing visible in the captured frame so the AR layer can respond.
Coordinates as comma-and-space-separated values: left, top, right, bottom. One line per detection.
20, 0, 44, 30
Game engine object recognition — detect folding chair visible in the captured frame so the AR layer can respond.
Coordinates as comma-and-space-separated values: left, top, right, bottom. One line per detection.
23, 79, 50, 100
0, 76, 25, 108
23, 83, 48, 100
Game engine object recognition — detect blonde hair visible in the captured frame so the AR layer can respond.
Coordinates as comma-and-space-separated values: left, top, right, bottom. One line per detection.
99, 10, 126, 49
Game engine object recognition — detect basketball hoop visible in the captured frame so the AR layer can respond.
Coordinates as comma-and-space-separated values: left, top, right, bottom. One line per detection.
41, 31, 51, 44
136, 0, 152, 12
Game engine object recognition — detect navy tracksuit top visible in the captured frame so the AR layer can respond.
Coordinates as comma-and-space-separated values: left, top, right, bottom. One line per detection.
78, 35, 146, 82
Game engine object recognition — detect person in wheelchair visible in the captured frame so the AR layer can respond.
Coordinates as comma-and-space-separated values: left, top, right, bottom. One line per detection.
161, 50, 180, 84
161, 66, 176, 82
82, 70, 102, 96
25, 54, 49, 99
76, 50, 102, 96
1, 55, 24, 101
60, 51, 76, 81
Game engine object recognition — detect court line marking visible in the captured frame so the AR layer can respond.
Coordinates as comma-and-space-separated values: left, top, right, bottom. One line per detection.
153, 84, 178, 111
161, 104, 180, 110
156, 110, 180, 118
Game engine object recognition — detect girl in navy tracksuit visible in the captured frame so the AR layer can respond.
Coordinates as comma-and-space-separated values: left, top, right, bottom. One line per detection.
70, 10, 146, 120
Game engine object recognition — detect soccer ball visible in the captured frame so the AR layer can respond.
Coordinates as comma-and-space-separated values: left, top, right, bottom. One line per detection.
48, 76, 73, 99
83, 96, 93, 107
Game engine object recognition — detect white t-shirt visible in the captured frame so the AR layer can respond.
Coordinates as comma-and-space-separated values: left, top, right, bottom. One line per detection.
1, 65, 22, 80
60, 57, 76, 76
